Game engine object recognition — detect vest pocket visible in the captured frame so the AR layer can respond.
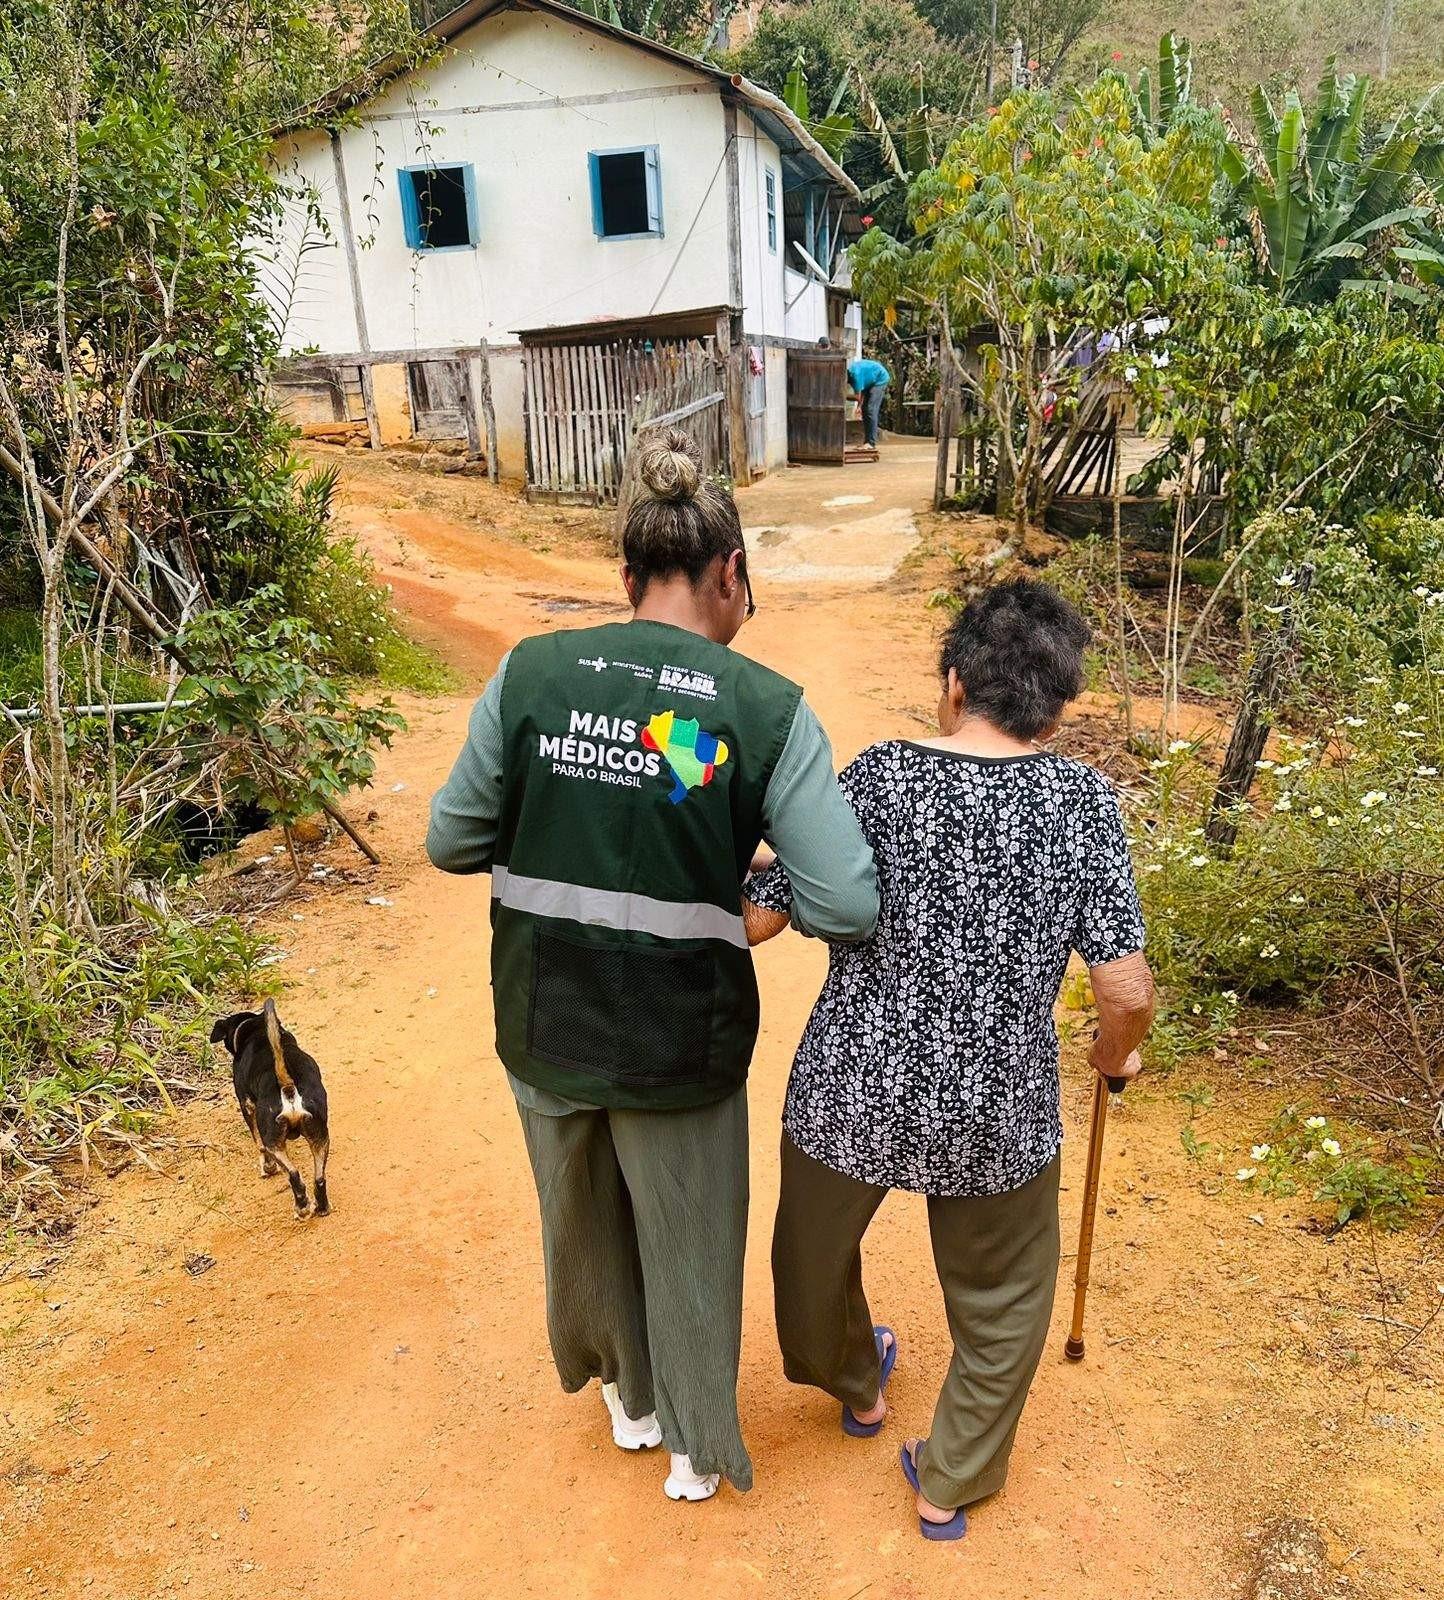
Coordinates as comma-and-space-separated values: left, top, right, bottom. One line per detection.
527, 926, 717, 1086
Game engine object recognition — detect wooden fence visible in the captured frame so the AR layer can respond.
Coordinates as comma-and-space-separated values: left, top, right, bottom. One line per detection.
523, 336, 726, 505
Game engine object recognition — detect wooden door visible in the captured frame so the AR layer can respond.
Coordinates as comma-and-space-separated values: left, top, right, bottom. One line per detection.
786, 349, 846, 464
407, 359, 469, 440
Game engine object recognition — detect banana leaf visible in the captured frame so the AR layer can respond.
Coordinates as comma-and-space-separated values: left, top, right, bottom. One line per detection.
784, 56, 810, 122
853, 66, 906, 184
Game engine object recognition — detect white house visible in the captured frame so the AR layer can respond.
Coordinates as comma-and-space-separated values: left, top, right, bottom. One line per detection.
265, 0, 862, 497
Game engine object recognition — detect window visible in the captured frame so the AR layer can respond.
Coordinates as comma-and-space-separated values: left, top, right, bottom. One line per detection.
588, 146, 663, 240
765, 168, 777, 253
398, 164, 478, 251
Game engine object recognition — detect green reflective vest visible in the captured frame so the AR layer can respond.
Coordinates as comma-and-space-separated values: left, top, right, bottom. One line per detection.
492, 619, 802, 1109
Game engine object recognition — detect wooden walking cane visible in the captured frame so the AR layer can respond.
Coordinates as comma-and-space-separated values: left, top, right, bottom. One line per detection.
1063, 1071, 1127, 1362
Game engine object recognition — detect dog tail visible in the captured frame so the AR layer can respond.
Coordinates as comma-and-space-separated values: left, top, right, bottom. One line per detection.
263, 998, 298, 1095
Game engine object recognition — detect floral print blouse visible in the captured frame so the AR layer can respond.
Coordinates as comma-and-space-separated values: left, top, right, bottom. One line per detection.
746, 741, 1146, 1197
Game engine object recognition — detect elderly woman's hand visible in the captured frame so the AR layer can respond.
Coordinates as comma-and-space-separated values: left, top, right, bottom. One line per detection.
1097, 1048, 1144, 1084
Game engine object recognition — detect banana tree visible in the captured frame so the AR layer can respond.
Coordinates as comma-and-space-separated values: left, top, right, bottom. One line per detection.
1128, 32, 1194, 143
782, 54, 855, 164
1223, 62, 1444, 302
781, 56, 938, 200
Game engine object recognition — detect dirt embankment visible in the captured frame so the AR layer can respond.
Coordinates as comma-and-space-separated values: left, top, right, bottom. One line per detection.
2, 445, 1440, 1600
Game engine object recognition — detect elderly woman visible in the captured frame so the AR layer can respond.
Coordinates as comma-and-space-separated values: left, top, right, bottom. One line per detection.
744, 578, 1154, 1541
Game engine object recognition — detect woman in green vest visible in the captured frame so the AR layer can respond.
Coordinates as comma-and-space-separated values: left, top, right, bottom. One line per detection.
427, 430, 878, 1503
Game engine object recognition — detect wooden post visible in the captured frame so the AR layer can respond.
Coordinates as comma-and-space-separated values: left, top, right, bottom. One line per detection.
477, 339, 499, 483
462, 360, 483, 463
933, 359, 956, 510
721, 102, 750, 488
1205, 563, 1315, 852
329, 131, 382, 452
717, 315, 749, 489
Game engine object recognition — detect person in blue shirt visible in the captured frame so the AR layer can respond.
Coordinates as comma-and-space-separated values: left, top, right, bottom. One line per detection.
847, 356, 892, 447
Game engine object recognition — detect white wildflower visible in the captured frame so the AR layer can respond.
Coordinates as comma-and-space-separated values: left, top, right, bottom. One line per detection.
1275, 571, 1297, 589
1360, 791, 1388, 808
1343, 716, 1366, 729
1189, 855, 1209, 867
1417, 766, 1439, 777
1168, 739, 1191, 753
1392, 701, 1411, 715
1321, 1137, 1342, 1158
1274, 795, 1293, 812
1287, 893, 1305, 905
1259, 943, 1280, 958
1251, 1144, 1271, 1161
1309, 806, 1324, 818
1236, 1167, 1257, 1182
1306, 1116, 1326, 1129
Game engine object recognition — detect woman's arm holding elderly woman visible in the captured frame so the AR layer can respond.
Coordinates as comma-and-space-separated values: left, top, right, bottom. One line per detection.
748, 701, 878, 943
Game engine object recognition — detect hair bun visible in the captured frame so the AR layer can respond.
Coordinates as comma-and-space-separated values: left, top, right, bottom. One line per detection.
637, 428, 701, 503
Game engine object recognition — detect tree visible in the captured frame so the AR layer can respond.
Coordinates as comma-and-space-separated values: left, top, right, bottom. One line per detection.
727, 0, 978, 230
0, 2, 412, 937
855, 80, 1231, 533
1222, 61, 1444, 302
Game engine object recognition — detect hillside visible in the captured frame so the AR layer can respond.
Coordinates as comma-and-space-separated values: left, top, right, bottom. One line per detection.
1079, 0, 1444, 108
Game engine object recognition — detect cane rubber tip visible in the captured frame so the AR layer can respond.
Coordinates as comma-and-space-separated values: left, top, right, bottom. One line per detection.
1064, 1337, 1085, 1362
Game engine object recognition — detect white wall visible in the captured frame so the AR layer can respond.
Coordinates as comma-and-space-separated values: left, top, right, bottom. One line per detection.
783, 268, 827, 344
764, 343, 789, 468
267, 10, 733, 356
737, 114, 786, 340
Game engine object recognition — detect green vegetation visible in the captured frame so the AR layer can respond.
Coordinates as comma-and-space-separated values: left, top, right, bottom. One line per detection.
835, 23, 1443, 1220
0, 1, 431, 1201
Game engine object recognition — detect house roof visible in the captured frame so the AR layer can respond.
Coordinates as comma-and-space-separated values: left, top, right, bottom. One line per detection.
284, 0, 860, 200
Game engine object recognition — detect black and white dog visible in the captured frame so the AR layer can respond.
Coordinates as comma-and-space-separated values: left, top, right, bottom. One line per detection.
211, 998, 330, 1219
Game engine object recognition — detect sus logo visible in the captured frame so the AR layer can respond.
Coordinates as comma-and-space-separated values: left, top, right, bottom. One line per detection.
641, 710, 730, 805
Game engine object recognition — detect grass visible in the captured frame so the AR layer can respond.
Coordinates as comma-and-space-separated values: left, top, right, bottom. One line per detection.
0, 911, 267, 1204
0, 606, 162, 708
370, 624, 459, 695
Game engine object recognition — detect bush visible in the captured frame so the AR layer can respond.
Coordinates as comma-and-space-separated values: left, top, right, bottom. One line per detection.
176, 589, 407, 829
0, 910, 265, 1172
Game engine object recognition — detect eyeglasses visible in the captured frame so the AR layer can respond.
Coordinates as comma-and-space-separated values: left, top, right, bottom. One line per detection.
742, 563, 757, 621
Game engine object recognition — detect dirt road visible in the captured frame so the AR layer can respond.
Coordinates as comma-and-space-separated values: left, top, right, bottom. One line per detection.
3, 445, 1440, 1599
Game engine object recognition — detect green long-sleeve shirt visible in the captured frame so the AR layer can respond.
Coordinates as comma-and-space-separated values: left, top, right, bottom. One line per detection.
428, 650, 878, 1112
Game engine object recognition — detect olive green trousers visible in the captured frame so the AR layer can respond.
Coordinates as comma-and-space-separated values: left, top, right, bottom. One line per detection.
513, 1086, 752, 1490
772, 1135, 1060, 1509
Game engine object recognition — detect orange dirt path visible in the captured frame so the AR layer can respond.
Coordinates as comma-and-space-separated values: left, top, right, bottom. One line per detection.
2, 445, 1439, 1599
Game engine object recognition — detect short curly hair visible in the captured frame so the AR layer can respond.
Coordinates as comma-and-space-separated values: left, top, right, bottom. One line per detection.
939, 579, 1091, 741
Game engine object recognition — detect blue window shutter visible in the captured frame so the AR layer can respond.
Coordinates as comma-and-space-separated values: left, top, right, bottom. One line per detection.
588, 151, 604, 237
399, 169, 421, 249
462, 163, 479, 245
644, 146, 663, 236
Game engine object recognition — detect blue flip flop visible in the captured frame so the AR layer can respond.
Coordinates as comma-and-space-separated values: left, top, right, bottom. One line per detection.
841, 1324, 898, 1437
899, 1441, 968, 1542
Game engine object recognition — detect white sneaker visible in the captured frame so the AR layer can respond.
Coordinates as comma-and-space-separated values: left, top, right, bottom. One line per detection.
663, 1452, 719, 1502
601, 1382, 663, 1450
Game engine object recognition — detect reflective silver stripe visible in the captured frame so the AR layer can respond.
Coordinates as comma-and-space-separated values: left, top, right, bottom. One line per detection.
491, 866, 748, 950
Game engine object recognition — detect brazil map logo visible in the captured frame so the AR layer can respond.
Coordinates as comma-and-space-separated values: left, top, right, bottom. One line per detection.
641, 710, 730, 805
